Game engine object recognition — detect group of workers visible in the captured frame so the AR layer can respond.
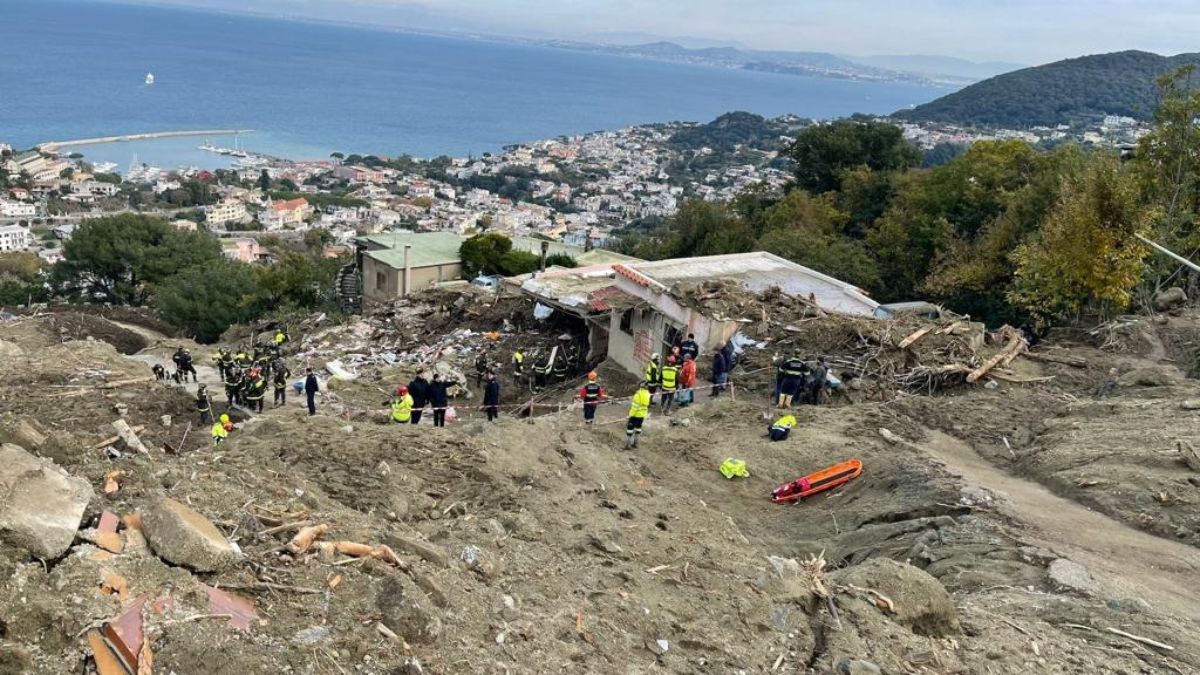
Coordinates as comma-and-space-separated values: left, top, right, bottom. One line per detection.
774, 355, 829, 408
387, 371, 467, 426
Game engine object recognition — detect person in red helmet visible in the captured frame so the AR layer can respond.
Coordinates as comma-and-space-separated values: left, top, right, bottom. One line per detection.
390, 385, 413, 423
659, 355, 680, 414
576, 370, 606, 424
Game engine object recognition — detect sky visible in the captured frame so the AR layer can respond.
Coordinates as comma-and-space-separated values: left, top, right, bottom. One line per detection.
97, 0, 1200, 64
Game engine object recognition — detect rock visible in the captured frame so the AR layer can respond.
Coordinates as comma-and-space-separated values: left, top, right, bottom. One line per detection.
1106, 597, 1150, 614
141, 497, 237, 572
1181, 400, 1200, 411
837, 658, 882, 675
878, 428, 905, 445
1047, 558, 1096, 594
832, 558, 959, 637
1152, 286, 1187, 312
293, 625, 331, 646
377, 576, 441, 644
0, 443, 93, 558
0, 417, 47, 450
1117, 367, 1178, 388
1179, 441, 1200, 473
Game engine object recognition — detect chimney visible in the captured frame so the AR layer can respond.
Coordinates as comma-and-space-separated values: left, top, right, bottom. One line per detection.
540, 240, 549, 272
403, 244, 413, 296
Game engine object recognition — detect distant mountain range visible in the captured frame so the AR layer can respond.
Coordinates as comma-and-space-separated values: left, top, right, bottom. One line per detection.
894, 50, 1200, 127
547, 40, 1006, 87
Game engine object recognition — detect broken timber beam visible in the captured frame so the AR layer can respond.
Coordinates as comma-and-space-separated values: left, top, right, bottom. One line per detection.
967, 336, 1027, 383
898, 326, 933, 349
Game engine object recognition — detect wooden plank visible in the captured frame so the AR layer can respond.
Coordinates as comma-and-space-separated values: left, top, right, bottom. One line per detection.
968, 337, 1026, 383
898, 326, 933, 349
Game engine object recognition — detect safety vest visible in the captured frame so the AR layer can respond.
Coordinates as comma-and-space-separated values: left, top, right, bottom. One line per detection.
582, 382, 603, 402
274, 371, 289, 388
391, 394, 413, 422
660, 365, 679, 390
220, 352, 234, 366
513, 351, 524, 365
629, 388, 651, 419
211, 422, 228, 442
224, 372, 240, 388
274, 331, 287, 345
645, 362, 660, 383
771, 415, 797, 432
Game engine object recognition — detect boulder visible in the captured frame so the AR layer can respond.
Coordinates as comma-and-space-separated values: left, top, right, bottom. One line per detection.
1047, 558, 1096, 594
1117, 367, 1178, 388
377, 576, 441, 644
0, 443, 93, 558
1152, 286, 1187, 312
141, 497, 237, 572
832, 558, 959, 637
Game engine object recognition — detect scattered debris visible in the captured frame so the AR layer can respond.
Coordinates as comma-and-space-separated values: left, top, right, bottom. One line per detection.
111, 419, 150, 455
0, 442, 93, 558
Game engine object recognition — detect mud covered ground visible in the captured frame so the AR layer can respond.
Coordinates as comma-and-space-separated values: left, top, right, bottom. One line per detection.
2, 307, 1200, 674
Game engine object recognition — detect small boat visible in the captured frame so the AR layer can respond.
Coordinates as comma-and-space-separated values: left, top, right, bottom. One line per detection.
771, 459, 863, 504
145, 72, 155, 85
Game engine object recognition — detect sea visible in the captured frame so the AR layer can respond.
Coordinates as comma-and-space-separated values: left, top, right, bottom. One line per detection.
0, 0, 954, 171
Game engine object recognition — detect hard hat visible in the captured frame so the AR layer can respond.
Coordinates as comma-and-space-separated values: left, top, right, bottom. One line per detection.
219, 414, 230, 423
587, 371, 598, 381
651, 352, 660, 360
667, 356, 676, 365
397, 385, 409, 395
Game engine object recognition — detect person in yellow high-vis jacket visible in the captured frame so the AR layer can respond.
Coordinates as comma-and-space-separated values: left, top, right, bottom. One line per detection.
211, 419, 229, 446
391, 386, 414, 423
625, 381, 652, 449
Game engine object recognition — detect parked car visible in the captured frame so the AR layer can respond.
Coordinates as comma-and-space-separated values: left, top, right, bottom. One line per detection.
873, 301, 943, 321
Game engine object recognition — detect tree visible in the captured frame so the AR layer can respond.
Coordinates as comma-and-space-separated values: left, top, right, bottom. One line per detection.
257, 169, 271, 193
459, 233, 514, 277
153, 259, 263, 342
330, 152, 344, 162
1010, 155, 1152, 322
255, 250, 340, 311
56, 214, 222, 305
498, 249, 542, 276
303, 228, 334, 254
544, 253, 577, 269
754, 191, 881, 292
789, 119, 921, 193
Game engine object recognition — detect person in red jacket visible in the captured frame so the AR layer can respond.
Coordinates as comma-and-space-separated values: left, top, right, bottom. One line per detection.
678, 354, 697, 407
577, 371, 606, 424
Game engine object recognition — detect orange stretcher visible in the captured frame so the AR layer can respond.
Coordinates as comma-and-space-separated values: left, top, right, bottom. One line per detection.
771, 459, 863, 504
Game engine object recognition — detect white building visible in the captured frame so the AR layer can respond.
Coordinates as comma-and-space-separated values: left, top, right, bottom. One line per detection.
205, 198, 249, 228
259, 197, 312, 230
0, 200, 36, 218
0, 224, 32, 252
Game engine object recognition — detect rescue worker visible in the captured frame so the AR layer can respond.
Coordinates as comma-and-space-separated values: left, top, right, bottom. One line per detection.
212, 416, 229, 446
577, 371, 605, 424
273, 360, 292, 407
391, 386, 414, 423
235, 346, 251, 369
679, 333, 700, 362
173, 347, 197, 383
274, 327, 288, 348
474, 350, 490, 389
224, 366, 242, 407
807, 357, 828, 406
429, 373, 455, 428
625, 381, 651, 449
678, 354, 697, 407
659, 356, 680, 414
304, 368, 319, 415
533, 351, 552, 392
551, 345, 570, 382
711, 348, 729, 397
644, 353, 661, 404
246, 369, 267, 413
769, 414, 797, 441
483, 371, 501, 422
152, 363, 166, 381
196, 384, 212, 424
218, 347, 235, 379
511, 349, 525, 375
777, 355, 809, 409
407, 371, 430, 425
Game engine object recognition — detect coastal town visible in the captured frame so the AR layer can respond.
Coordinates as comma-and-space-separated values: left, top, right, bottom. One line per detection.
0, 112, 1151, 268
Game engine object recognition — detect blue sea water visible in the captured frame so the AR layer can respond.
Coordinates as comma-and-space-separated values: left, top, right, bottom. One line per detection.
0, 0, 953, 169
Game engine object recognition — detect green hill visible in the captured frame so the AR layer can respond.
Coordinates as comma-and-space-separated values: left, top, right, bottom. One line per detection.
894, 50, 1200, 127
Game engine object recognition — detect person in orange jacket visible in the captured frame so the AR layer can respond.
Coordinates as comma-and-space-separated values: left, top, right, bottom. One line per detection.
678, 354, 697, 407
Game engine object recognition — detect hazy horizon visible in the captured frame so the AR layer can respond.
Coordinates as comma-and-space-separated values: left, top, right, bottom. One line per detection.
82, 0, 1200, 65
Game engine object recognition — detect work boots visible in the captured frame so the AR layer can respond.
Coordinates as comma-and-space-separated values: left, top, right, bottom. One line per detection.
624, 435, 634, 449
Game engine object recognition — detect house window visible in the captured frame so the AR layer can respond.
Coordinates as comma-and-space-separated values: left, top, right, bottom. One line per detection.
619, 309, 633, 335
376, 271, 387, 291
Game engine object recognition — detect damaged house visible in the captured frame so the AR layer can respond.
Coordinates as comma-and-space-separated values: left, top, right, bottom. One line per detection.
519, 251, 878, 377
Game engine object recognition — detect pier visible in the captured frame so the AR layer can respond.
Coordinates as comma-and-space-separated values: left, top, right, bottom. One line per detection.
38, 129, 253, 152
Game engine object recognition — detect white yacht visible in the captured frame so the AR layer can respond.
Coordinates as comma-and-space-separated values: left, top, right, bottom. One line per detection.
145, 72, 155, 85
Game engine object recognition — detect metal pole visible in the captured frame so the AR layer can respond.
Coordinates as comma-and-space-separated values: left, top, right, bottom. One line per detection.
1136, 234, 1200, 274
